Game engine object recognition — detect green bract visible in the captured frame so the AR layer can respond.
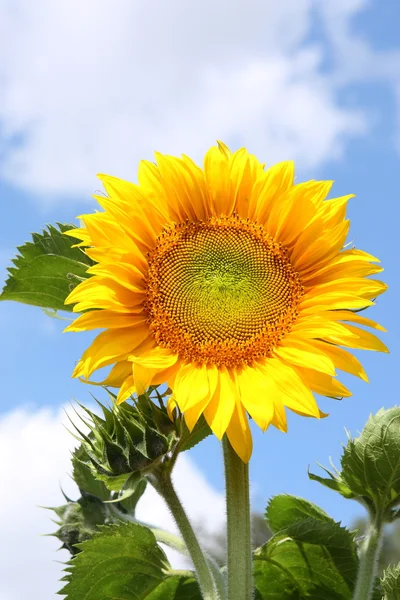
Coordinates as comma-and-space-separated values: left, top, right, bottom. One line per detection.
381, 564, 400, 600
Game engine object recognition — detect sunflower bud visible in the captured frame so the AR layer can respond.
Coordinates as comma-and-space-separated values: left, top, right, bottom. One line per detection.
50, 492, 109, 555
71, 391, 181, 499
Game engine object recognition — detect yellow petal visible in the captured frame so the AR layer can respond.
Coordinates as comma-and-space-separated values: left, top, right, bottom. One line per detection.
64, 227, 92, 246
64, 310, 143, 332
131, 347, 179, 395
167, 396, 178, 421
248, 161, 294, 223
81, 211, 139, 254
116, 375, 136, 404
204, 144, 233, 216
89, 360, 133, 387
291, 316, 359, 344
216, 140, 231, 158
265, 359, 320, 418
302, 278, 387, 301
155, 155, 209, 222
266, 181, 332, 246
203, 369, 236, 439
316, 194, 353, 228
311, 340, 368, 382
274, 338, 336, 376
225, 402, 253, 463
94, 194, 158, 251
173, 363, 218, 412
299, 293, 374, 312
73, 322, 150, 379
270, 400, 288, 432
137, 160, 174, 220
65, 276, 145, 313
291, 220, 350, 274
236, 366, 275, 431
150, 362, 181, 388
229, 149, 263, 217
321, 310, 387, 332
88, 262, 145, 290
184, 395, 214, 432
296, 367, 352, 399
334, 324, 389, 353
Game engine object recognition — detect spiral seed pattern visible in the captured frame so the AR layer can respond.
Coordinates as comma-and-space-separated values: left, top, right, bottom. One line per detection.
144, 215, 303, 368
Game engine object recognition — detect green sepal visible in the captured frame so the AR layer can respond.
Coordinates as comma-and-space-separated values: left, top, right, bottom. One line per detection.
104, 472, 143, 504
96, 472, 132, 492
72, 448, 111, 501
381, 564, 400, 599
118, 478, 148, 515
0, 223, 93, 310
307, 467, 355, 499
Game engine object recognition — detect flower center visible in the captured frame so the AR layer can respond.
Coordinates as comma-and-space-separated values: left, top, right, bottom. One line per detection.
144, 215, 303, 368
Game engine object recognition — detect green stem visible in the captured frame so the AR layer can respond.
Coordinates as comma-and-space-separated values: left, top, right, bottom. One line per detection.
151, 527, 188, 555
153, 471, 221, 600
353, 513, 384, 600
222, 436, 252, 600
152, 527, 226, 599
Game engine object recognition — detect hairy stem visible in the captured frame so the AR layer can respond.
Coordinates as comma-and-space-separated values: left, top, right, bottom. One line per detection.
223, 436, 253, 600
153, 471, 221, 600
353, 513, 384, 600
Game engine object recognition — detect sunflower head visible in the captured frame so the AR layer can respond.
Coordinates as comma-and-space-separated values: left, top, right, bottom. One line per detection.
65, 142, 388, 463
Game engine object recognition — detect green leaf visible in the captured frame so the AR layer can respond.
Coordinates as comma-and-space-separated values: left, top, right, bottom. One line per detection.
146, 575, 202, 600
59, 522, 201, 599
282, 518, 358, 591
179, 415, 212, 452
1, 223, 92, 310
266, 494, 331, 532
255, 495, 358, 599
382, 564, 400, 599
311, 408, 400, 519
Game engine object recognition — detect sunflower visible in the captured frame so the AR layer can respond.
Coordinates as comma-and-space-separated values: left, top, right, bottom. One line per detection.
65, 142, 387, 462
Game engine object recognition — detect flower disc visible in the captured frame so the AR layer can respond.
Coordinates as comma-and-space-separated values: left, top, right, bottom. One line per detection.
145, 216, 303, 368
65, 142, 388, 462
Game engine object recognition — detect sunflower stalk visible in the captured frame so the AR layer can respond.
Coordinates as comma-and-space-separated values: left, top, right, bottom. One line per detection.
223, 436, 253, 600
151, 467, 222, 600
352, 512, 384, 600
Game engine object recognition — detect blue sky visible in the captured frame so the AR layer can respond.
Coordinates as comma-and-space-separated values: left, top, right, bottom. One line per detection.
1, 1, 399, 598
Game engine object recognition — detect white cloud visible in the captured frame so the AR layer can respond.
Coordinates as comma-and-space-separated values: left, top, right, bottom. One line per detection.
0, 406, 225, 600
318, 0, 400, 84
0, 0, 392, 204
